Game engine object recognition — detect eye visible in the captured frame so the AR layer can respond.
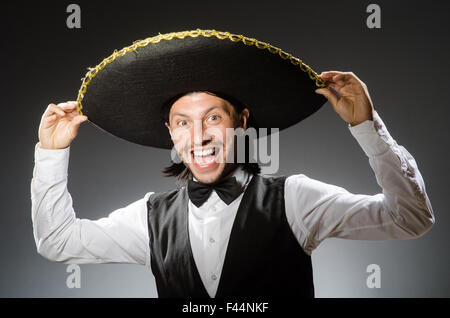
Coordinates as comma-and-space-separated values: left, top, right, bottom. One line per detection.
177, 119, 188, 127
208, 114, 221, 122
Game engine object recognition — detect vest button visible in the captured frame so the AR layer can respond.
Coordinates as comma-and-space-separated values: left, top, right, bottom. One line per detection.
211, 274, 217, 280
209, 237, 215, 243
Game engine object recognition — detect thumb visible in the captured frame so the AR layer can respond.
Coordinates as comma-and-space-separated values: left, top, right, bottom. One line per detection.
315, 88, 339, 109
70, 115, 88, 134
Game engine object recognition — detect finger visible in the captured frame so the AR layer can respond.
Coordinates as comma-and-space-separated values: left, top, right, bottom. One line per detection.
332, 73, 358, 85
45, 104, 66, 117
320, 71, 358, 86
323, 77, 357, 96
65, 107, 82, 119
319, 71, 347, 80
326, 81, 345, 91
70, 115, 88, 128
52, 102, 79, 115
61, 101, 78, 111
69, 115, 88, 134
315, 88, 339, 109
40, 114, 58, 129
320, 73, 346, 90
320, 70, 345, 75
54, 101, 77, 111
57, 102, 77, 113
46, 114, 57, 121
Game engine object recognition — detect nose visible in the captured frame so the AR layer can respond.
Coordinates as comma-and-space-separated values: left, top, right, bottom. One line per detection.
192, 119, 212, 147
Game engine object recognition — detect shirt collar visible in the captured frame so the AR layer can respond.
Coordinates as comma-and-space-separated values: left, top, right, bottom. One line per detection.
192, 164, 249, 189
190, 165, 253, 211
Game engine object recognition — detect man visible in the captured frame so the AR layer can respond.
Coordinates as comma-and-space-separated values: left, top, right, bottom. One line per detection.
31, 30, 434, 298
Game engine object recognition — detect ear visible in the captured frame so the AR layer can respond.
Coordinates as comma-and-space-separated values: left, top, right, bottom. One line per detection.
165, 122, 172, 137
239, 108, 250, 129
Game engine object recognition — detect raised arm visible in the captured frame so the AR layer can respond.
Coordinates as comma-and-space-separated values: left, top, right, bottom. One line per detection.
285, 72, 435, 255
31, 101, 150, 266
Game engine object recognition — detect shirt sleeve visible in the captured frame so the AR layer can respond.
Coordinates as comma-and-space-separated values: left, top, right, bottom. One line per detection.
31, 142, 152, 267
284, 111, 435, 255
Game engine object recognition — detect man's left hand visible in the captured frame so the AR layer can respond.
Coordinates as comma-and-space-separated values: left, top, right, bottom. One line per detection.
315, 71, 374, 126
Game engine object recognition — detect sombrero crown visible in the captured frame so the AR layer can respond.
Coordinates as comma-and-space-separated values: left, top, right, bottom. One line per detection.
77, 29, 326, 149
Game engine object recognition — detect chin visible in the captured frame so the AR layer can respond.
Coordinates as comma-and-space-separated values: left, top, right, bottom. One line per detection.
190, 164, 225, 184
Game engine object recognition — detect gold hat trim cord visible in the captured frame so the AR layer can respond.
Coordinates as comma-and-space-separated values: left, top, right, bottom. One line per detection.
76, 29, 326, 115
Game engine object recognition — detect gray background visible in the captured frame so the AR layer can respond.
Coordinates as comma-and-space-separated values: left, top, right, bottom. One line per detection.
1, 0, 448, 297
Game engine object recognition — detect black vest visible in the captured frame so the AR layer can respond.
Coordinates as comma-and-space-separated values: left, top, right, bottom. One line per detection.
147, 174, 314, 298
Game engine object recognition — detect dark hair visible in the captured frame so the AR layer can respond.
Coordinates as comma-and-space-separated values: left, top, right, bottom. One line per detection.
161, 91, 261, 182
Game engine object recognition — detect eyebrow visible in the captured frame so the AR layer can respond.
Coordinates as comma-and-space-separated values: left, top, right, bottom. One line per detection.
170, 105, 230, 119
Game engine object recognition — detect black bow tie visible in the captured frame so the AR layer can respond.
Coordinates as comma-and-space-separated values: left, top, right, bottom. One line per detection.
187, 176, 241, 208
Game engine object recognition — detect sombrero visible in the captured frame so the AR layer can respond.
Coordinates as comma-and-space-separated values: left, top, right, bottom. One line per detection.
76, 29, 327, 149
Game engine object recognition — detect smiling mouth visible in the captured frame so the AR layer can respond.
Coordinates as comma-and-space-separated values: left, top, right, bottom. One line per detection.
190, 147, 221, 166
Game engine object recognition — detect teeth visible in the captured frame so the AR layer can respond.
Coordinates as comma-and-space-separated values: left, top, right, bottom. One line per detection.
193, 148, 215, 157
194, 155, 216, 165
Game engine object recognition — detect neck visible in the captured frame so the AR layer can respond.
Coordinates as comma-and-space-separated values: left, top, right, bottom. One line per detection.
192, 163, 240, 183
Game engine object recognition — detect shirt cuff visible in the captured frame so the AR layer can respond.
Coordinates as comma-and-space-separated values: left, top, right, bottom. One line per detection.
348, 110, 396, 157
33, 142, 71, 181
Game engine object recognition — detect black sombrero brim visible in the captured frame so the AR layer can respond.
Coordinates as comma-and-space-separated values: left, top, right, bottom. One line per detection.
77, 29, 326, 149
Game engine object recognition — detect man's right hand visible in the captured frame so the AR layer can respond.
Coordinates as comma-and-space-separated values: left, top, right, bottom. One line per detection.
38, 101, 88, 150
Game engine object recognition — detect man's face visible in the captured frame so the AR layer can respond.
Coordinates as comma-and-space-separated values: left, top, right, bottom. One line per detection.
165, 92, 249, 183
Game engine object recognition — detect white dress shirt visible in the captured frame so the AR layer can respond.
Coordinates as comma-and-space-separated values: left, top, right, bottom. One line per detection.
30, 111, 435, 298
